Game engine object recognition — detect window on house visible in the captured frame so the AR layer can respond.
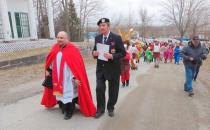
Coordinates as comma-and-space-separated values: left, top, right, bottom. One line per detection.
15, 12, 30, 38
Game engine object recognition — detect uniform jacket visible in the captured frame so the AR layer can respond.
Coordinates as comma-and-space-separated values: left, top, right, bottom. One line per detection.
93, 32, 126, 80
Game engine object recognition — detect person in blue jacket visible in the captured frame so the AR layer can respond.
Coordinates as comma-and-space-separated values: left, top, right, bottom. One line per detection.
174, 43, 181, 65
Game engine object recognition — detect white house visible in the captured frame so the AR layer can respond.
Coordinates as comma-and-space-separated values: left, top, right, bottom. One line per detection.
0, 0, 55, 41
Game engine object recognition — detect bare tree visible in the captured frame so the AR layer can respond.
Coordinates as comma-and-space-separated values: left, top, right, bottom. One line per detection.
60, 0, 71, 35
36, 0, 49, 38
54, 0, 80, 41
110, 13, 123, 32
162, 0, 208, 38
139, 8, 153, 41
77, 0, 104, 41
52, 0, 62, 17
190, 8, 210, 37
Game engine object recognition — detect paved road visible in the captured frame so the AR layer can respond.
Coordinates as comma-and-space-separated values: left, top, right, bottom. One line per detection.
1, 61, 210, 130
99, 63, 210, 130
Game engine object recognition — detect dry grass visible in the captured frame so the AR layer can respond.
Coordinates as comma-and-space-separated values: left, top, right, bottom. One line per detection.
0, 56, 96, 91
0, 63, 45, 90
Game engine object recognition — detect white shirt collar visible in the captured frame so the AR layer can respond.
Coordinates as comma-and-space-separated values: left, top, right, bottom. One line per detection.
103, 30, 110, 39
102, 31, 110, 44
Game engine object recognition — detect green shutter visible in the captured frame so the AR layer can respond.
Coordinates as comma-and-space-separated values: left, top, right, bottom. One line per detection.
15, 12, 30, 38
8, 12, 14, 38
15, 12, 22, 38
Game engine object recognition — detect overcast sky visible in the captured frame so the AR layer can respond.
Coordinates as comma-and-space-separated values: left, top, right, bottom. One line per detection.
101, 0, 165, 26
74, 0, 210, 27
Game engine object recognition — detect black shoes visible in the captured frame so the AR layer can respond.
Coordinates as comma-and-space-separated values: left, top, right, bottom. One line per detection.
189, 92, 194, 97
95, 110, 105, 119
154, 65, 159, 68
122, 80, 129, 87
126, 80, 129, 86
95, 110, 115, 118
108, 111, 114, 117
58, 101, 76, 120
64, 103, 74, 120
64, 112, 73, 120
122, 82, 125, 87
58, 101, 64, 114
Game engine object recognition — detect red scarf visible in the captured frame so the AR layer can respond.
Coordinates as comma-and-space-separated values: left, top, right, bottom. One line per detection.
52, 54, 65, 96
41, 43, 96, 117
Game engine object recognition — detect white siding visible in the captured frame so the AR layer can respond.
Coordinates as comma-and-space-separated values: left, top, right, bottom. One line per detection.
7, 0, 28, 13
0, 11, 3, 39
7, 0, 29, 39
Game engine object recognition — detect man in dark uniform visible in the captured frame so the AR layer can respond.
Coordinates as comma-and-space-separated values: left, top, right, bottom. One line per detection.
92, 18, 126, 118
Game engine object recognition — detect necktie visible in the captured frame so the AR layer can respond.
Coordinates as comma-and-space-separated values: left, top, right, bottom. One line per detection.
104, 36, 107, 44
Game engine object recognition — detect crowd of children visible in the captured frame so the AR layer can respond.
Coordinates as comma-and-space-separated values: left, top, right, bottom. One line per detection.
120, 39, 184, 87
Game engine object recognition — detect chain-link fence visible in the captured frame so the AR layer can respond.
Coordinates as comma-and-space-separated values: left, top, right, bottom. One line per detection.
0, 39, 94, 69
0, 39, 55, 53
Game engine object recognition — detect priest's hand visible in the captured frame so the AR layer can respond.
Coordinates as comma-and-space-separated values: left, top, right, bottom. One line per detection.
75, 79, 81, 87
73, 79, 81, 87
93, 51, 99, 57
104, 52, 113, 60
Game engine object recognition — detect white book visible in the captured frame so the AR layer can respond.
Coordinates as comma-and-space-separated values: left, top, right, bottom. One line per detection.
96, 43, 110, 61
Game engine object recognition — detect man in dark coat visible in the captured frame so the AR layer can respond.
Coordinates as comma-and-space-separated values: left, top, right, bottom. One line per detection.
92, 18, 126, 118
181, 36, 208, 97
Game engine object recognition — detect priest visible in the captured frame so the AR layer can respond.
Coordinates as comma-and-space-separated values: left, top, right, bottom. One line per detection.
41, 31, 96, 120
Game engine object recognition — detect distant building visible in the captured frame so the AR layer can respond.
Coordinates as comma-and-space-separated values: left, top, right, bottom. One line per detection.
0, 0, 55, 42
